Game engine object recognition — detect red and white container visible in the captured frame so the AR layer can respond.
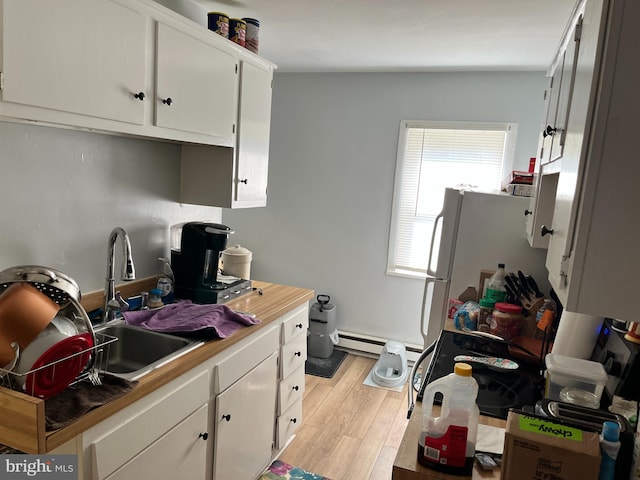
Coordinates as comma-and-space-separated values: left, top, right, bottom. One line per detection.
243, 17, 260, 53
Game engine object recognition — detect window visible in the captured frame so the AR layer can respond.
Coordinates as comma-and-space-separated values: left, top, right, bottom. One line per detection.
387, 120, 517, 278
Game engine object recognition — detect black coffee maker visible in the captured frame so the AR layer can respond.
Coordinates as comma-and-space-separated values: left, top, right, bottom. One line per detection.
171, 222, 251, 303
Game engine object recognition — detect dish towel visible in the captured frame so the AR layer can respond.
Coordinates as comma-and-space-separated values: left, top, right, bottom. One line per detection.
122, 300, 260, 338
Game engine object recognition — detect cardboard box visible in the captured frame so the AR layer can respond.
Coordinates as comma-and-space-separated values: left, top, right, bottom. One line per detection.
501, 411, 600, 480
507, 183, 534, 197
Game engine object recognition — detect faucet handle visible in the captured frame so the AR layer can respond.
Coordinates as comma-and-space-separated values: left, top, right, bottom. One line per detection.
114, 291, 130, 312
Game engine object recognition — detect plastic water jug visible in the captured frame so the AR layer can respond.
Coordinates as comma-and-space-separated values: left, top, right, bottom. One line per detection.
417, 363, 479, 475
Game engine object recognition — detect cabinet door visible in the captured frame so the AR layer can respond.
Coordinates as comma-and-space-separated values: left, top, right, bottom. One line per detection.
545, 0, 604, 303
155, 22, 237, 142
214, 352, 278, 480
235, 60, 273, 206
539, 67, 561, 166
105, 404, 208, 480
548, 16, 582, 164
2, 0, 146, 124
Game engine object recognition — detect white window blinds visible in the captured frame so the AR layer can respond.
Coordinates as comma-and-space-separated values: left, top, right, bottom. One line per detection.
387, 121, 517, 277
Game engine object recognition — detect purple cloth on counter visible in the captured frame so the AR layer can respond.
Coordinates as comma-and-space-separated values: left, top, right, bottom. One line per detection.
122, 300, 260, 338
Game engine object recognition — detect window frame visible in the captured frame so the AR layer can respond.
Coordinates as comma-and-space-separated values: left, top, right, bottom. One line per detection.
387, 120, 517, 279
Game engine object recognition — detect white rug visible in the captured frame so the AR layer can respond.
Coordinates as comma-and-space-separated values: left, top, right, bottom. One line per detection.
363, 365, 406, 392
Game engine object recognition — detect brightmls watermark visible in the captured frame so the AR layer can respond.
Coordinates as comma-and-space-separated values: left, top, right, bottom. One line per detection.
0, 455, 77, 479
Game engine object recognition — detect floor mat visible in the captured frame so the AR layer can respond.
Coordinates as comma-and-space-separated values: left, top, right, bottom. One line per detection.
260, 459, 332, 480
305, 349, 347, 378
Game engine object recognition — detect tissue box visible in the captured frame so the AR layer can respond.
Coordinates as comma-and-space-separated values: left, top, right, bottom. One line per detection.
501, 411, 600, 480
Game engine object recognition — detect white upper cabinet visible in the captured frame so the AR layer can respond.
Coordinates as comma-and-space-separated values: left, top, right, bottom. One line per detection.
180, 55, 274, 208
1, 0, 147, 125
155, 21, 237, 143
235, 59, 273, 206
0, 0, 275, 150
541, 0, 640, 321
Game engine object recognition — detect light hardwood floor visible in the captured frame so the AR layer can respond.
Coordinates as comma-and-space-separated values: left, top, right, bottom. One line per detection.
279, 352, 410, 480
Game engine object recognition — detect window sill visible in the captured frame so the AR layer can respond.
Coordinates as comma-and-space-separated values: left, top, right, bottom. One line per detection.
385, 268, 427, 281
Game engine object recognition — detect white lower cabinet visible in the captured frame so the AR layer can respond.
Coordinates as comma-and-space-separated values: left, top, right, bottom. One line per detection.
213, 352, 278, 480
88, 369, 209, 480
105, 404, 208, 480
274, 304, 308, 451
75, 303, 309, 480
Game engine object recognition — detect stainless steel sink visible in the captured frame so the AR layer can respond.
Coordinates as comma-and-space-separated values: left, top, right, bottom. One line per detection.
94, 323, 202, 380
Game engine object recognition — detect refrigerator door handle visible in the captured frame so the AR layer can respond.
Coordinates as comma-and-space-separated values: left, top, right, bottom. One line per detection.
426, 211, 444, 277
420, 276, 449, 342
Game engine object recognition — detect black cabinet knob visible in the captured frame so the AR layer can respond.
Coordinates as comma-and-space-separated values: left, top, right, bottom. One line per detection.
292, 385, 299, 391
198, 432, 209, 441
524, 209, 533, 216
290, 418, 297, 424
239, 178, 248, 184
133, 92, 145, 101
162, 97, 173, 106
294, 351, 301, 357
295, 323, 303, 329
222, 414, 231, 422
541, 225, 554, 237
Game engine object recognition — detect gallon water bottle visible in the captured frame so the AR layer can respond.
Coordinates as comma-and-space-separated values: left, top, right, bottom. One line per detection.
418, 363, 479, 475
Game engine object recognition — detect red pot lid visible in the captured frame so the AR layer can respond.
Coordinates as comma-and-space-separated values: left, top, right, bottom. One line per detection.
24, 333, 93, 399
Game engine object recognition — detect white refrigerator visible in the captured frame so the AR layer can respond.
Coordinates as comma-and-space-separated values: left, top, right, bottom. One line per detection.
420, 188, 551, 349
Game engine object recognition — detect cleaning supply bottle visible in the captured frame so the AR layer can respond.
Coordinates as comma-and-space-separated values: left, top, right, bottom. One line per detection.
157, 257, 175, 304
418, 363, 479, 475
598, 421, 621, 480
485, 263, 507, 303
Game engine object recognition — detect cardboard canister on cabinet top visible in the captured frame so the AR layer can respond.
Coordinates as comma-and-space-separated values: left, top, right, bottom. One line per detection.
243, 17, 259, 53
207, 12, 229, 38
229, 18, 246, 47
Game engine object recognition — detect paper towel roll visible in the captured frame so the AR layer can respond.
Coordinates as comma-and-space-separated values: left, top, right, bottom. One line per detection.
551, 311, 603, 359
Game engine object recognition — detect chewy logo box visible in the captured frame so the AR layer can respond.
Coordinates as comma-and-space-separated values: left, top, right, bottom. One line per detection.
500, 411, 600, 480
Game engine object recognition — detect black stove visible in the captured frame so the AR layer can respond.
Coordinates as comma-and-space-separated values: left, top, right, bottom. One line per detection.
417, 330, 545, 420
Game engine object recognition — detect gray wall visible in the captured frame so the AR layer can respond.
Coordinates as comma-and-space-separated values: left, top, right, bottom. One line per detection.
223, 71, 548, 347
0, 122, 221, 294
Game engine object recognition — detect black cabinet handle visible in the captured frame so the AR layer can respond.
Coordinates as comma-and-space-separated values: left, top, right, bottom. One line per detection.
294, 351, 301, 357
524, 209, 533, 216
292, 385, 299, 391
541, 225, 554, 237
542, 125, 557, 138
290, 418, 297, 424
295, 323, 303, 329
222, 414, 231, 422
239, 178, 248, 184
133, 92, 145, 101
162, 97, 173, 106
198, 432, 209, 441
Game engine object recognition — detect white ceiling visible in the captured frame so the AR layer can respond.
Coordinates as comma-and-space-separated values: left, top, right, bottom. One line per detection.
192, 0, 577, 73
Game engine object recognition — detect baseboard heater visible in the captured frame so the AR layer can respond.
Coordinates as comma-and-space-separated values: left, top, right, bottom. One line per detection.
336, 330, 423, 362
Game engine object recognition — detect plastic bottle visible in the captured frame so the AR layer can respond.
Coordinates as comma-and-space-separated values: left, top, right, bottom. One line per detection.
598, 421, 621, 480
157, 257, 175, 304
417, 363, 479, 475
534, 298, 556, 338
485, 263, 507, 303
147, 288, 164, 309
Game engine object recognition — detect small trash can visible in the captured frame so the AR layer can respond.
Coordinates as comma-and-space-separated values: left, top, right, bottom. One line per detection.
308, 294, 337, 358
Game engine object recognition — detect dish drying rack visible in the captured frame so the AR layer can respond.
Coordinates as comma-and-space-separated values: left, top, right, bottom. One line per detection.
0, 265, 119, 398
0, 331, 118, 393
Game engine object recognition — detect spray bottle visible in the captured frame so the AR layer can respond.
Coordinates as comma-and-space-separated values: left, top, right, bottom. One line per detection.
157, 257, 175, 304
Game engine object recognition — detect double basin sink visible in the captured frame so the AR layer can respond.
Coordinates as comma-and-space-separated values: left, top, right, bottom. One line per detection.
94, 323, 203, 380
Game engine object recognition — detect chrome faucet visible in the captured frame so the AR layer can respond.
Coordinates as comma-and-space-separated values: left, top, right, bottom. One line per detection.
103, 227, 136, 324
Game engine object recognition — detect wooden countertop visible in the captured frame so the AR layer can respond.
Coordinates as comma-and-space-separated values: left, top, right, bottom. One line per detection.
0, 280, 314, 453
393, 402, 505, 480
